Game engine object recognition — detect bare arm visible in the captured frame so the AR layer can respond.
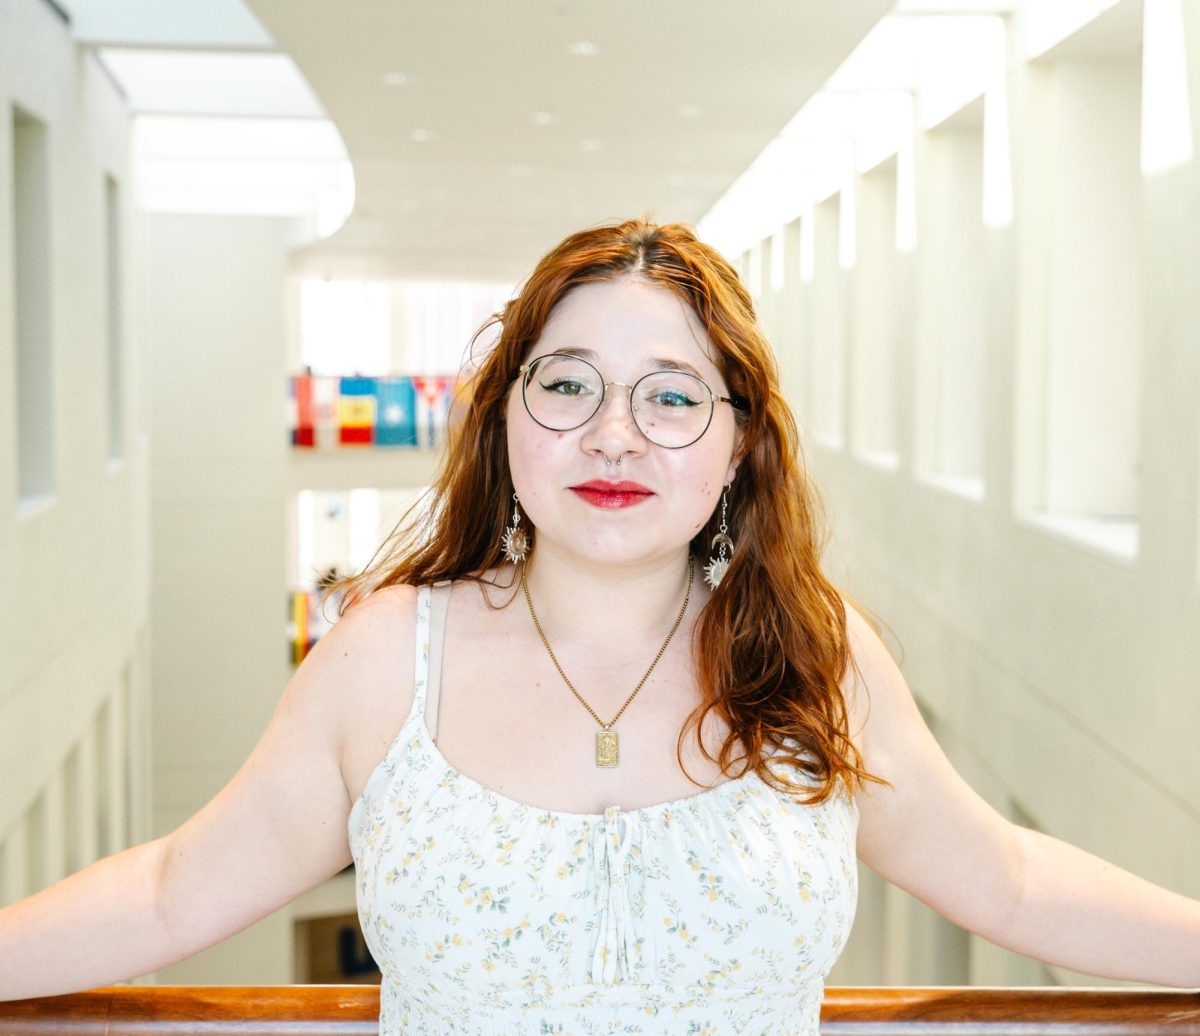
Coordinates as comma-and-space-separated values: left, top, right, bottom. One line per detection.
844, 601, 1200, 987
0, 584, 416, 1001
0, 840, 168, 1000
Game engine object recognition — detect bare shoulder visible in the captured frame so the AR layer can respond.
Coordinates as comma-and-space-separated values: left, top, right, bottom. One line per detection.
295, 583, 421, 791
305, 582, 419, 686
838, 593, 913, 765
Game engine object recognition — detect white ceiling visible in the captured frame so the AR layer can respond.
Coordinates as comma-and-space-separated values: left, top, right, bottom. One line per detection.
98, 50, 324, 117
245, 0, 895, 282
67, 0, 273, 48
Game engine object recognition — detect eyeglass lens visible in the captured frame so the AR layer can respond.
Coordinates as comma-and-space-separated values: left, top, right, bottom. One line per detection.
523, 354, 714, 448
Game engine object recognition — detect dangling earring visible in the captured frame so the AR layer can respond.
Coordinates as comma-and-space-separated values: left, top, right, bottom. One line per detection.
501, 492, 530, 563
704, 484, 734, 590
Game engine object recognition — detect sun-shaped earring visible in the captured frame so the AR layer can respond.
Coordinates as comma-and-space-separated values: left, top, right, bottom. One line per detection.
501, 492, 530, 563
704, 484, 734, 590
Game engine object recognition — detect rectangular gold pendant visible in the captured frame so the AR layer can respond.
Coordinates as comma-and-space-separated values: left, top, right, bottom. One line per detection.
595, 730, 619, 767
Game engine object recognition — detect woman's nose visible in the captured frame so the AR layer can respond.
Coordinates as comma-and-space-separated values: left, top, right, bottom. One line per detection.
598, 382, 632, 419
581, 383, 647, 449
596, 383, 643, 430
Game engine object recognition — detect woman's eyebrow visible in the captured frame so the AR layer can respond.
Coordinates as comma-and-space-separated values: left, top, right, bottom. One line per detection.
648, 357, 706, 379
556, 345, 706, 380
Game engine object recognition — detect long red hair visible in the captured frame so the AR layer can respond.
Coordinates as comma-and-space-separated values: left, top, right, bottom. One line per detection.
337, 218, 883, 804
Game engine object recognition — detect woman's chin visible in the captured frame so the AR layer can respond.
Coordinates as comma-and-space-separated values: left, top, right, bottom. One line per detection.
536, 538, 691, 571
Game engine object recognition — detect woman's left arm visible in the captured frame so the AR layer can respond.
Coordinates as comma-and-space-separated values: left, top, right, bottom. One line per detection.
842, 601, 1200, 987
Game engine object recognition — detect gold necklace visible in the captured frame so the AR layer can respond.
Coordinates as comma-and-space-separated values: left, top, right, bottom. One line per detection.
521, 555, 695, 768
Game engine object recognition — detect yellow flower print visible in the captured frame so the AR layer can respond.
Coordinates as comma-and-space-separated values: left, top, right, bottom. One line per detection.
519, 965, 544, 990
424, 931, 466, 964
461, 881, 513, 914
663, 916, 698, 947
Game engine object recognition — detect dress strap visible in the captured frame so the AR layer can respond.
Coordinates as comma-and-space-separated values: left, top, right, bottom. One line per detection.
407, 585, 432, 724
423, 580, 453, 743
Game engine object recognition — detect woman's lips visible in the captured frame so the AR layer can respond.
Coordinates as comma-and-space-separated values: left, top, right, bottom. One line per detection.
569, 480, 654, 510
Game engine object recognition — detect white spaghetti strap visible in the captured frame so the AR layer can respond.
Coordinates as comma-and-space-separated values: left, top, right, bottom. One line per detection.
424, 580, 453, 743
407, 585, 432, 725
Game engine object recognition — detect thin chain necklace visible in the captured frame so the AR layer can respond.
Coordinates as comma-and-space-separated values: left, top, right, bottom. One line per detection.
521, 555, 695, 768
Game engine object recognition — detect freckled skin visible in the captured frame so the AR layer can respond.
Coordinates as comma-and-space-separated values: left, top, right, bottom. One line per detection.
506, 279, 741, 569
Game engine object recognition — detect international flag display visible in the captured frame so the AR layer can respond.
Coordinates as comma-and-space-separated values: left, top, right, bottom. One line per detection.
289, 374, 459, 449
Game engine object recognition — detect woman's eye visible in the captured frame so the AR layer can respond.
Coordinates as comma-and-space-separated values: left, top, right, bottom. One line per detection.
543, 377, 591, 397
650, 389, 698, 408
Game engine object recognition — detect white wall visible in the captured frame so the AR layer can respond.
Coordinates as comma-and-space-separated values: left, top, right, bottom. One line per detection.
144, 212, 442, 982
763, 2, 1200, 989
0, 0, 151, 913
143, 212, 297, 981
6, 0, 1196, 995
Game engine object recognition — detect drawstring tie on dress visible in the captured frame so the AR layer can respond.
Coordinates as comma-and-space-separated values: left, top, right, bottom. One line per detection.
589, 805, 641, 983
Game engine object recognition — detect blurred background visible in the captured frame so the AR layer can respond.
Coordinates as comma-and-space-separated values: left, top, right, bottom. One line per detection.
1, 0, 1197, 989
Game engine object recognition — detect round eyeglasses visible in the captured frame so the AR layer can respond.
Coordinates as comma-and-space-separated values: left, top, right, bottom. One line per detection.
517, 353, 745, 449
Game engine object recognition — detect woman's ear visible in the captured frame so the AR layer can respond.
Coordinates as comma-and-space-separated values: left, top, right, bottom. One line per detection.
725, 430, 745, 485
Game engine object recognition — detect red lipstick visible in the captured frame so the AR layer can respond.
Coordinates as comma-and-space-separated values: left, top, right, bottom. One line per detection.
569, 479, 654, 510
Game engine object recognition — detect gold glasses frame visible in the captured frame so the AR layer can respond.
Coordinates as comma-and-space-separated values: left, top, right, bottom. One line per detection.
516, 352, 746, 450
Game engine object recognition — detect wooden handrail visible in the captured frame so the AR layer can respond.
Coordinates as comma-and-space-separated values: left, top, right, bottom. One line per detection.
0, 986, 379, 1034
0, 985, 1197, 1033
821, 987, 1200, 1033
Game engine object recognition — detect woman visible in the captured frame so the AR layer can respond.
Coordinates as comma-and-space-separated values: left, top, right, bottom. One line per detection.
1, 219, 1197, 1034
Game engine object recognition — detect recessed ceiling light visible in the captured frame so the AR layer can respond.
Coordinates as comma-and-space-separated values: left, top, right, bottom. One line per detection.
567, 41, 599, 57
382, 72, 411, 86
678, 104, 703, 118
410, 128, 432, 142
579, 138, 604, 152
531, 110, 556, 126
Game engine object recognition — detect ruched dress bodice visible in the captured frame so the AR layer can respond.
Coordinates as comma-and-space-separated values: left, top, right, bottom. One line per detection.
348, 584, 859, 1034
